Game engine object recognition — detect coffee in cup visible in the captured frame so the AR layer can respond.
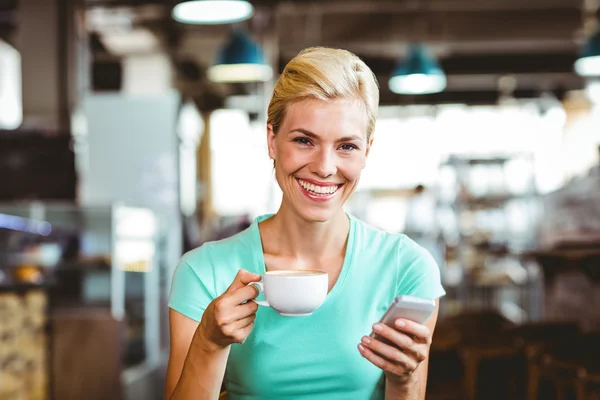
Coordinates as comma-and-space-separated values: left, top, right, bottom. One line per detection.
249, 270, 328, 316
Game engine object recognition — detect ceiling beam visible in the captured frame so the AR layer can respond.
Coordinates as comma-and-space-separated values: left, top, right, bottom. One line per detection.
440, 53, 580, 75
271, 0, 582, 14
378, 89, 547, 106
276, 8, 582, 47
85, 0, 172, 6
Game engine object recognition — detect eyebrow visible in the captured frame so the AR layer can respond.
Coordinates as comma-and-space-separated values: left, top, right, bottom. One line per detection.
290, 128, 363, 142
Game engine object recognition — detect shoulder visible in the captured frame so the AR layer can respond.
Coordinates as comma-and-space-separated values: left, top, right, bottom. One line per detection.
396, 235, 445, 300
351, 214, 433, 259
350, 215, 445, 300
351, 215, 404, 250
173, 224, 257, 295
397, 234, 436, 264
169, 225, 258, 320
352, 216, 433, 267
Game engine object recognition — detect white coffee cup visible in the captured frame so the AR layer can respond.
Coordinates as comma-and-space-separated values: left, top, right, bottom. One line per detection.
249, 270, 328, 316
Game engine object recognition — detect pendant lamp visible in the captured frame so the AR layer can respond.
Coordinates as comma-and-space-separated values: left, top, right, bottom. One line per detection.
389, 44, 447, 95
207, 30, 273, 83
575, 27, 600, 77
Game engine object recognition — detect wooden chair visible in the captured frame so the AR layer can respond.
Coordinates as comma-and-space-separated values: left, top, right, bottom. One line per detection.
529, 333, 600, 400
576, 369, 600, 400
429, 310, 515, 400
461, 321, 581, 400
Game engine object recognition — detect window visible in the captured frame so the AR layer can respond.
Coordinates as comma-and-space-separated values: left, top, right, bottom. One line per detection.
210, 103, 593, 221
210, 110, 278, 217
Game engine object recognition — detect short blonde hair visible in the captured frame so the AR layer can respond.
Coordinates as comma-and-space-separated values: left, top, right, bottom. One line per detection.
267, 47, 379, 140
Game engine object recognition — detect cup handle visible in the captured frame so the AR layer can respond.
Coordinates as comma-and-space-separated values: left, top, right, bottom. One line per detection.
247, 281, 270, 307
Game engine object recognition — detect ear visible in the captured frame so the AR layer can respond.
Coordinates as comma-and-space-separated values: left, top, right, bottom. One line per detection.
267, 124, 277, 160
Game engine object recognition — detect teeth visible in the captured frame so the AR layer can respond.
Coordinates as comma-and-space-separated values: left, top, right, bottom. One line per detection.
298, 179, 338, 195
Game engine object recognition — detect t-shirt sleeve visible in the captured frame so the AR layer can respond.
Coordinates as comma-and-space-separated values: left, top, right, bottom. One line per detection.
168, 244, 217, 322
396, 236, 446, 301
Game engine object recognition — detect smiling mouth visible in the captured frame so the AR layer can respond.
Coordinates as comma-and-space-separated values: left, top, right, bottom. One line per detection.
296, 178, 342, 197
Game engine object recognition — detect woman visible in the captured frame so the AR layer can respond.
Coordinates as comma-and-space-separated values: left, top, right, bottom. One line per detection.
165, 47, 445, 400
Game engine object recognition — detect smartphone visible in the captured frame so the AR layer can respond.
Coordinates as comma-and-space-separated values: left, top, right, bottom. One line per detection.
370, 295, 436, 340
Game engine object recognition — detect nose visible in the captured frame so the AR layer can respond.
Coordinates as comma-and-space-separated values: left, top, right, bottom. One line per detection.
309, 147, 337, 178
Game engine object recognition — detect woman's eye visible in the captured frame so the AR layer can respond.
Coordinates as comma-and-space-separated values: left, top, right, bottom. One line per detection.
340, 143, 358, 151
294, 137, 311, 145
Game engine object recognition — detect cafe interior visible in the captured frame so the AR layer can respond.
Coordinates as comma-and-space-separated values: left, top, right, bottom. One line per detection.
1, 0, 600, 399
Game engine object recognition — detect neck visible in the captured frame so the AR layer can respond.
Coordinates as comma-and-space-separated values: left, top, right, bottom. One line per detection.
261, 204, 350, 262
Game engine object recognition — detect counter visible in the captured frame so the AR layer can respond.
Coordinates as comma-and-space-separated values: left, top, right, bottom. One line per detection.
0, 285, 48, 400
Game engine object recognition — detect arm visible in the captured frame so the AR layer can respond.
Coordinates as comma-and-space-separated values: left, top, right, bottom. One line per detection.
164, 310, 230, 400
385, 301, 439, 400
165, 270, 261, 400
358, 299, 440, 400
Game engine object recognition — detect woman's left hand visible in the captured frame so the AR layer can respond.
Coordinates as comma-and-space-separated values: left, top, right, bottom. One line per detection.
358, 319, 431, 385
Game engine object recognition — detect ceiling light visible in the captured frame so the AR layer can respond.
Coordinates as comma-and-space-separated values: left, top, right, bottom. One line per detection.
207, 30, 272, 83
172, 0, 253, 25
389, 44, 447, 95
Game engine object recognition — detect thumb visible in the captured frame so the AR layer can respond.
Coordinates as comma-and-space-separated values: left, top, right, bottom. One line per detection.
226, 269, 261, 293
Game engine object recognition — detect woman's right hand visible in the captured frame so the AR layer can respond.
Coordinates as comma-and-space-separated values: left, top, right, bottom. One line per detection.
196, 269, 262, 349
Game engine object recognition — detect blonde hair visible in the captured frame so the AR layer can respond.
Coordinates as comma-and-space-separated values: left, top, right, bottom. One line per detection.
267, 47, 379, 140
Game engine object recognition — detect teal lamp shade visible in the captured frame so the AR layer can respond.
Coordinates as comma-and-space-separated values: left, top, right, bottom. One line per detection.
207, 30, 273, 83
172, 0, 254, 25
575, 28, 600, 77
388, 44, 447, 95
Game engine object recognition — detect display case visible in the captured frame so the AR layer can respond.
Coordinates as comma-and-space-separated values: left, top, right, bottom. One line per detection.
528, 167, 600, 331
0, 202, 167, 379
436, 154, 544, 322
537, 168, 600, 248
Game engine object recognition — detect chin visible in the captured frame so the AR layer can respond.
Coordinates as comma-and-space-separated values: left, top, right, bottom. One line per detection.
296, 206, 340, 223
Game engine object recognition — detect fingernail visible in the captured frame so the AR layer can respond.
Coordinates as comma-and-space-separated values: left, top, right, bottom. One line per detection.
395, 320, 405, 328
373, 323, 383, 332
358, 344, 365, 352
362, 336, 371, 344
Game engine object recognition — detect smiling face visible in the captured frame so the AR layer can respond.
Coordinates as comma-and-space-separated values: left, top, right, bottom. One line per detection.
268, 98, 372, 223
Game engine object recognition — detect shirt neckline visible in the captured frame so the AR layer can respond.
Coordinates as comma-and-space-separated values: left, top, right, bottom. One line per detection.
250, 213, 356, 303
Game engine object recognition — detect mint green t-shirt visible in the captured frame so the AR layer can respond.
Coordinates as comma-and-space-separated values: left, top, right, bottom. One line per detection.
169, 214, 445, 400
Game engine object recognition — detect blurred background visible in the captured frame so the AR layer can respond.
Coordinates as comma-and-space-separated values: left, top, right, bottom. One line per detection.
0, 0, 599, 399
